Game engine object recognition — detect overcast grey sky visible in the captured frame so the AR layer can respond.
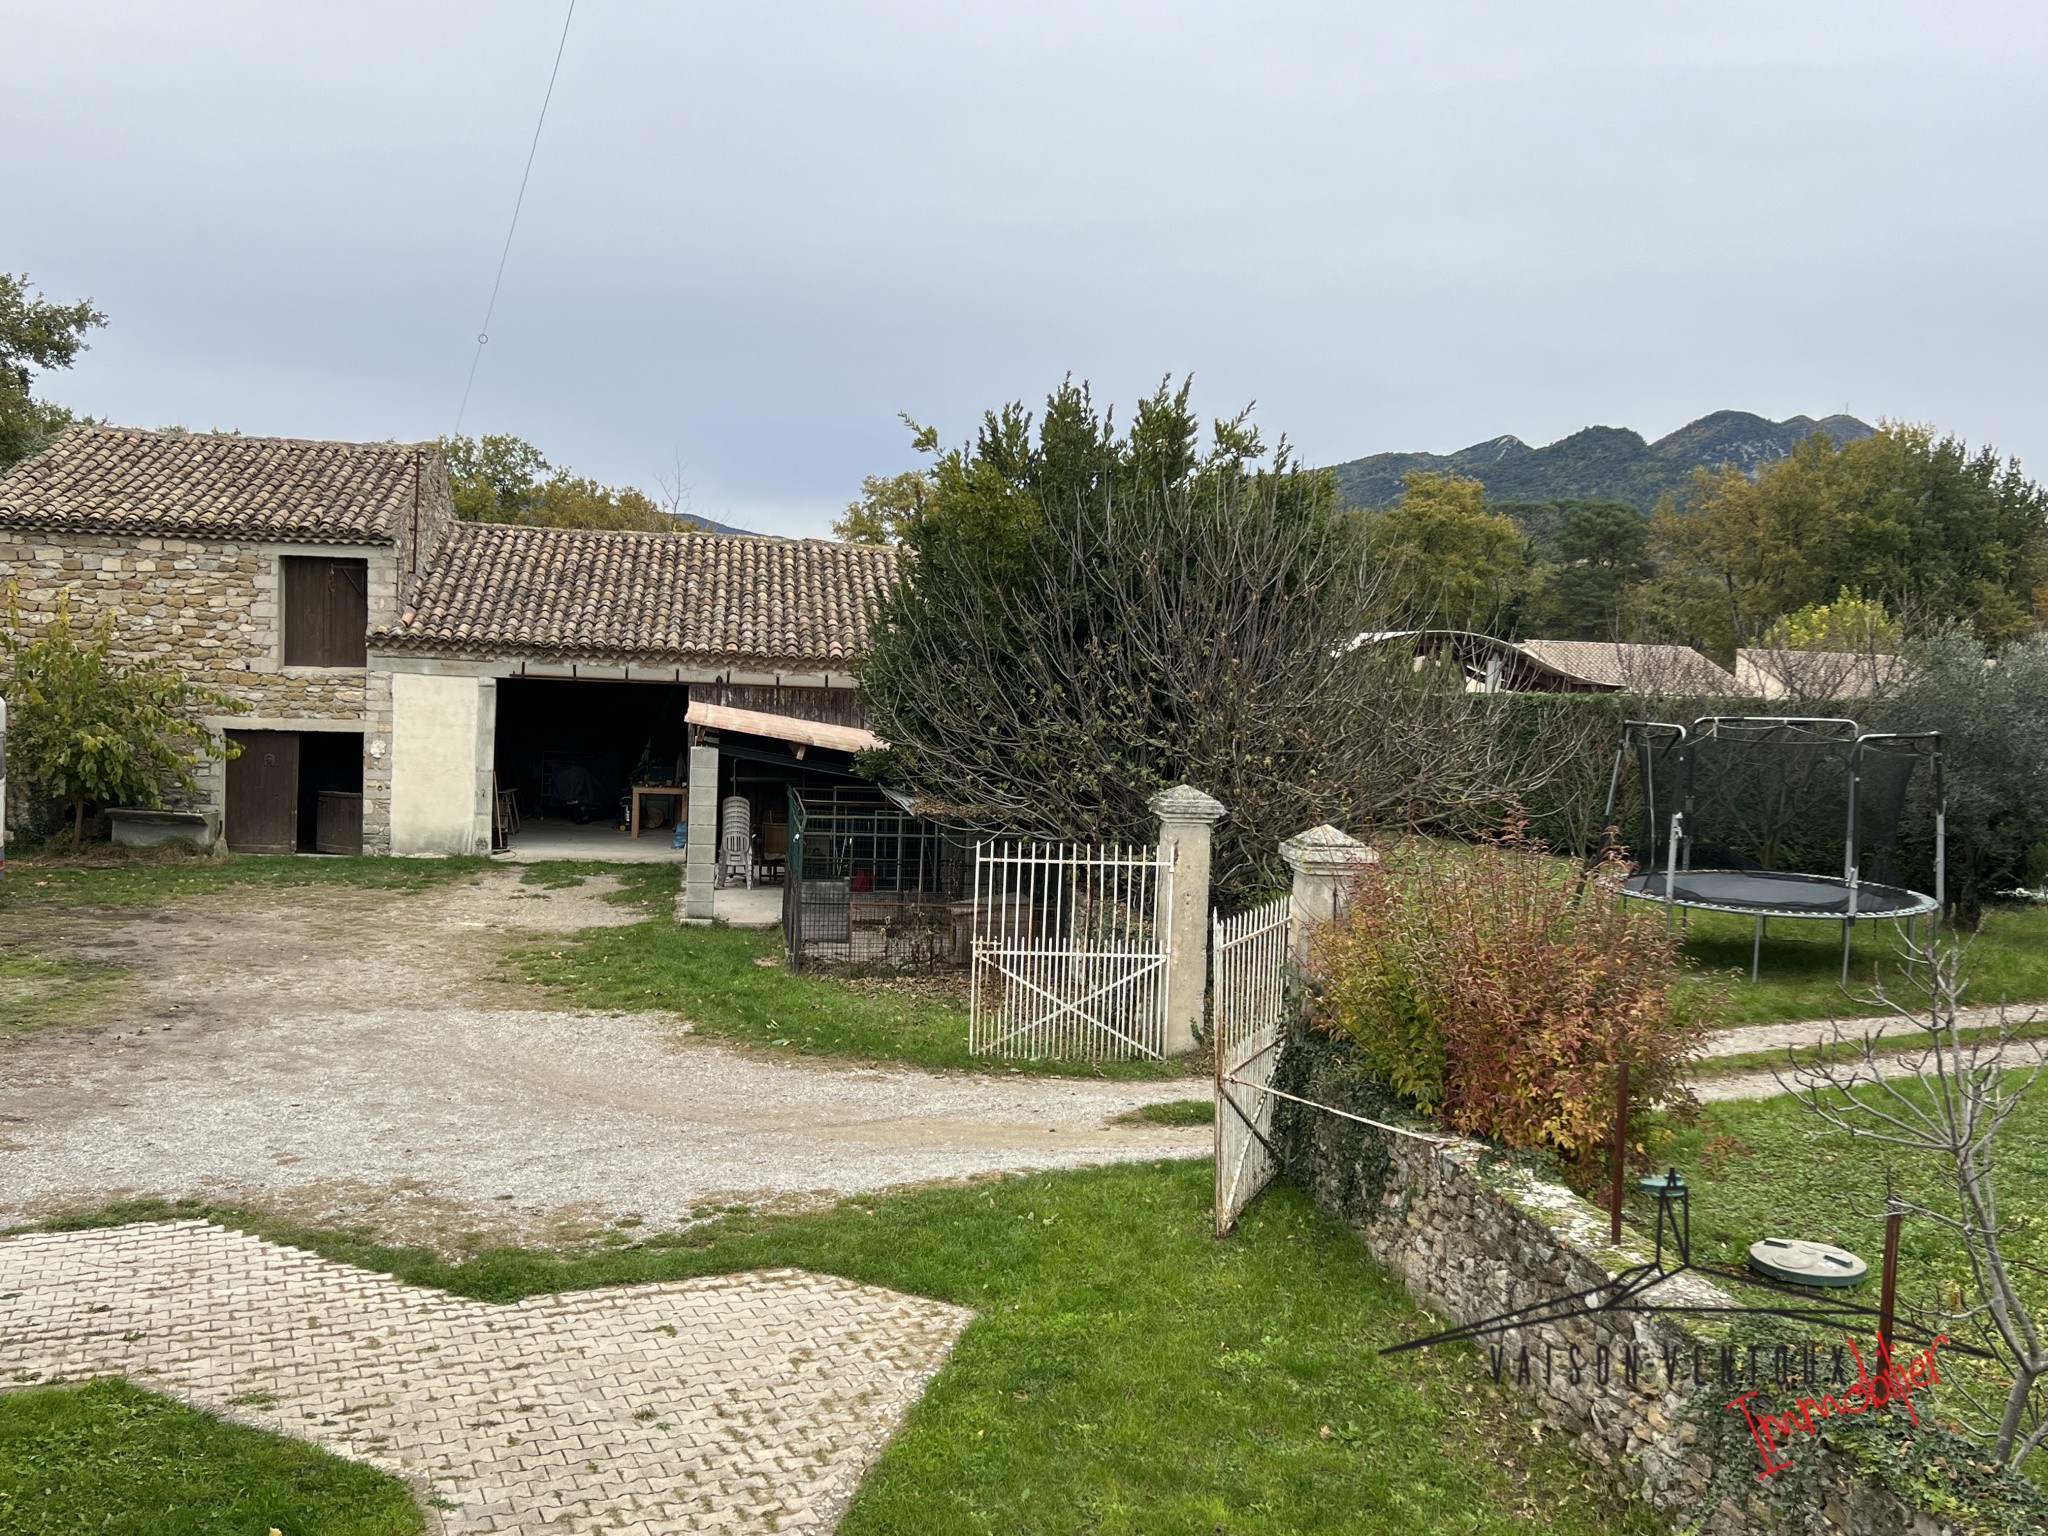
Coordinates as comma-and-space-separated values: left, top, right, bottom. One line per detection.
6, 2, 2046, 535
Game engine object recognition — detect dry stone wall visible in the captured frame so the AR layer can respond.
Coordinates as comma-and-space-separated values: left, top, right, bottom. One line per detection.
0, 530, 397, 850
1273, 1039, 2028, 1535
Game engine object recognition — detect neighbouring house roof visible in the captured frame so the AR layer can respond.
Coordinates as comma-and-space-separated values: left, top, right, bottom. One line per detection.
1516, 639, 1741, 695
1735, 648, 1913, 701
1368, 631, 1740, 695
0, 426, 429, 544
378, 520, 897, 670
685, 700, 883, 753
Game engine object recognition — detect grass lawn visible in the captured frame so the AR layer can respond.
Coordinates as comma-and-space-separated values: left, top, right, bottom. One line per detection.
1653, 1076, 2048, 1315
1677, 902, 2048, 1026
0, 845, 494, 911
37, 1162, 1657, 1536
0, 1377, 423, 1536
513, 866, 1199, 1080
0, 951, 126, 1037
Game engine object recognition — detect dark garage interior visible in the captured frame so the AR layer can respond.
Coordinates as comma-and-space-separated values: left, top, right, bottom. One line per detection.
493, 677, 692, 828
295, 731, 364, 853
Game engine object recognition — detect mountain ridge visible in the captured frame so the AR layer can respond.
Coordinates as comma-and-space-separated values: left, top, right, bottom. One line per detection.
1329, 409, 1875, 511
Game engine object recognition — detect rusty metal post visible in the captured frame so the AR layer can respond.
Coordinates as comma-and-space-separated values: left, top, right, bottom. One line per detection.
1609, 1060, 1631, 1244
1879, 1205, 1903, 1347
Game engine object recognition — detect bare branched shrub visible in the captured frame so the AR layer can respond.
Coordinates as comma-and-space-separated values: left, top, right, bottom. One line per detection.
1784, 939, 2048, 1466
1304, 830, 1707, 1177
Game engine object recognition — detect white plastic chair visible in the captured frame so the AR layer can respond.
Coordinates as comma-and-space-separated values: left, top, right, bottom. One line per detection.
719, 795, 754, 889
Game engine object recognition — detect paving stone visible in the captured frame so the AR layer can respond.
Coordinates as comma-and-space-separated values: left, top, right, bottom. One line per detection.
0, 1221, 972, 1534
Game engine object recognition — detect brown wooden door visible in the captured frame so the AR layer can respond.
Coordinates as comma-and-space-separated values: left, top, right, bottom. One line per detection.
226, 730, 299, 852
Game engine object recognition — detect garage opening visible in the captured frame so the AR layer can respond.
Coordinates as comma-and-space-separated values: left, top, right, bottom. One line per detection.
493, 678, 693, 856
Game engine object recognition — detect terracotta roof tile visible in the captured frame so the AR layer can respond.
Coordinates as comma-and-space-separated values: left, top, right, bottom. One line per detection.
1517, 638, 1740, 694
380, 521, 897, 669
0, 426, 424, 544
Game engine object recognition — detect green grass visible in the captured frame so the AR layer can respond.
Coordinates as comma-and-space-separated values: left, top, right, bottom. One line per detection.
1677, 903, 2048, 1026
1113, 1098, 1217, 1126
1653, 1079, 2048, 1314
0, 1377, 423, 1536
513, 868, 1198, 1080
0, 951, 127, 1036
1646, 1072, 2048, 1490
32, 1163, 1655, 1536
0, 846, 494, 912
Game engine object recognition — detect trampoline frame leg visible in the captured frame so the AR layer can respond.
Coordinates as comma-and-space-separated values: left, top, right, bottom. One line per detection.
1751, 915, 1765, 983
1840, 916, 1854, 986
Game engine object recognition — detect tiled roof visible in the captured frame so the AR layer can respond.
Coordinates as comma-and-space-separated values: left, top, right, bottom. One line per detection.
0, 426, 425, 544
1517, 639, 1740, 694
379, 521, 897, 669
1735, 648, 1913, 701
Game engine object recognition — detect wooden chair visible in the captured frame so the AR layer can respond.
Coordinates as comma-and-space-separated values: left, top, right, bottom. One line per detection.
758, 820, 788, 882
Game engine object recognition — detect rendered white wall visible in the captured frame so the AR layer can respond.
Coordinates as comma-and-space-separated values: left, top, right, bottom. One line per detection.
390, 672, 485, 856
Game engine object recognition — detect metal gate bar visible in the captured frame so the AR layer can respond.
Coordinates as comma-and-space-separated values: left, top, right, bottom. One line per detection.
1212, 896, 1291, 1236
969, 841, 1173, 1061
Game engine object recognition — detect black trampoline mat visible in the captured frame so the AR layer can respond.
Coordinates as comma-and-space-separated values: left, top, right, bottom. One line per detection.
1621, 869, 1935, 919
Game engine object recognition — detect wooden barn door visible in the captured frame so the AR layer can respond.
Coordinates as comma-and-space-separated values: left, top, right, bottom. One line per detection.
226, 730, 299, 852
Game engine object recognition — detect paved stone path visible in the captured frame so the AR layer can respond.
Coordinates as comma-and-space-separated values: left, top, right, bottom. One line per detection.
0, 1221, 972, 1534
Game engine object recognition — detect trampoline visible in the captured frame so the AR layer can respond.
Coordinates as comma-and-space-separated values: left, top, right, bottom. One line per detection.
1605, 717, 1944, 982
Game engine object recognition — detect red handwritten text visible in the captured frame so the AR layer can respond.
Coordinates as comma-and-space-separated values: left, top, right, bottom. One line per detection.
1725, 1335, 1949, 1479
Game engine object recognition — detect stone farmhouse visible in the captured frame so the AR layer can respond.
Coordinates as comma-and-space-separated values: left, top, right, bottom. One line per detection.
0, 426, 895, 897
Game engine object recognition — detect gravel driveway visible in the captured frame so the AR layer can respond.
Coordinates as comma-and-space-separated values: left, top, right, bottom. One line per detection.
0, 871, 1205, 1249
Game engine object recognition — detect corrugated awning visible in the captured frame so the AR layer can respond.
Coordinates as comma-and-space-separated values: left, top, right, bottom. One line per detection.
685, 700, 882, 754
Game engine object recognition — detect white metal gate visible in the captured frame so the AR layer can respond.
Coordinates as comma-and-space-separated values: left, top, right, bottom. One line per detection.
969, 841, 1174, 1060
1212, 896, 1292, 1236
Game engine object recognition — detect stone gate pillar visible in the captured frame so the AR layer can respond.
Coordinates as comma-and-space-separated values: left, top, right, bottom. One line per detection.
1150, 784, 1227, 1057
1279, 824, 1376, 964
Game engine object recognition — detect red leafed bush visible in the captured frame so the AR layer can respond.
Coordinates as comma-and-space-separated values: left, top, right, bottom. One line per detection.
1304, 829, 1706, 1176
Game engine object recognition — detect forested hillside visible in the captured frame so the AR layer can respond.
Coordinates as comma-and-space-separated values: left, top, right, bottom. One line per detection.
1358, 424, 2048, 653
1331, 410, 1873, 511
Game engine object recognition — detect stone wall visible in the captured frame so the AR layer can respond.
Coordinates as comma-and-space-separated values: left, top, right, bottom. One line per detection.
0, 529, 397, 850
1273, 1037, 2031, 1535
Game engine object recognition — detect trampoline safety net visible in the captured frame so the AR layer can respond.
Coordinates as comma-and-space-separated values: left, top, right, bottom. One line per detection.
1610, 716, 1944, 912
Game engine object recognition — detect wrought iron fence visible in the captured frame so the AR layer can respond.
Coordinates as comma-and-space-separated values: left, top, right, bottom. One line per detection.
1212, 895, 1292, 1235
968, 840, 1173, 1061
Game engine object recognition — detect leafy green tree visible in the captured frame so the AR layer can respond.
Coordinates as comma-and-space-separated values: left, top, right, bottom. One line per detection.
833, 467, 934, 544
1, 595, 242, 845
1363, 472, 1527, 633
1523, 500, 1654, 638
1656, 425, 2048, 648
0, 272, 106, 469
437, 433, 681, 533
1764, 588, 1901, 652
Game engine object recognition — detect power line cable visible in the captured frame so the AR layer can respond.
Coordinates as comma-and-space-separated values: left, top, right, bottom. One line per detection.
454, 0, 578, 435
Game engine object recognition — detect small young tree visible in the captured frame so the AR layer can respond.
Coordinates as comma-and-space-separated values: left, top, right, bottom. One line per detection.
1784, 941, 2048, 1466
0, 596, 242, 845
